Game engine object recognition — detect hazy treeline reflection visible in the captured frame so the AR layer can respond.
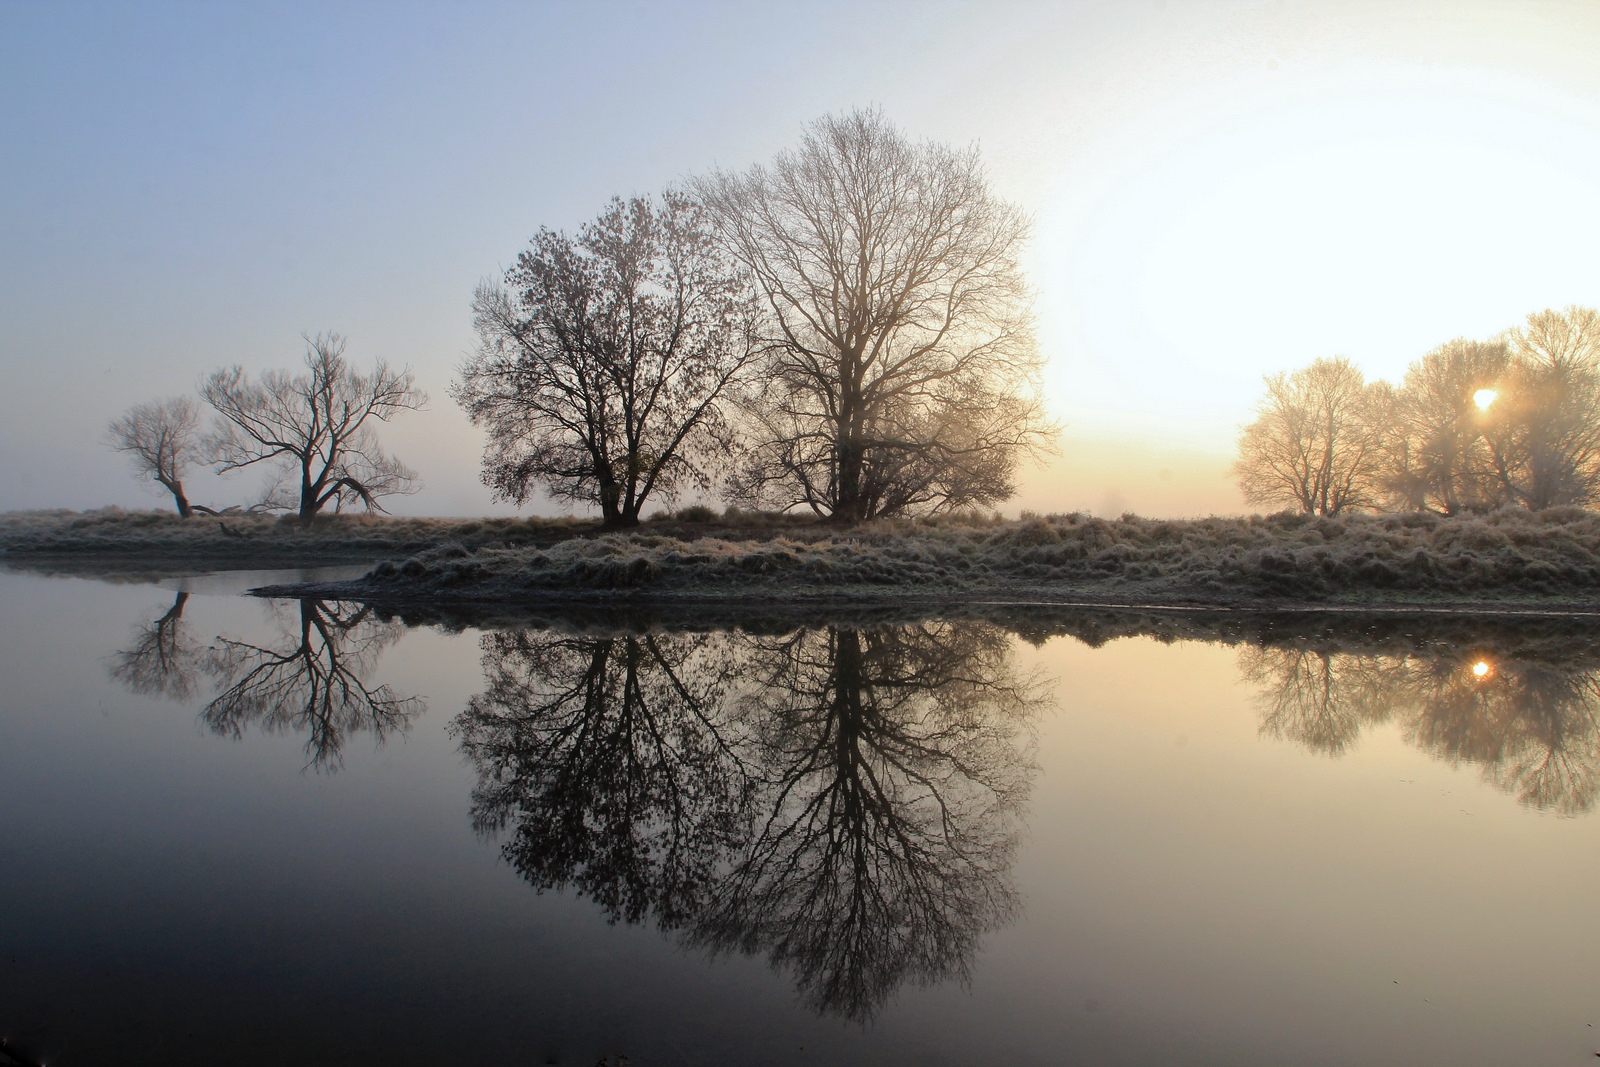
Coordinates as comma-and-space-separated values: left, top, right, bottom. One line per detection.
453, 620, 1043, 1021
109, 592, 425, 771
1244, 639, 1600, 813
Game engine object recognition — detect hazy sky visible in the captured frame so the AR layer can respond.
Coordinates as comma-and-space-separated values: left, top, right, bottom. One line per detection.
7, 0, 1600, 517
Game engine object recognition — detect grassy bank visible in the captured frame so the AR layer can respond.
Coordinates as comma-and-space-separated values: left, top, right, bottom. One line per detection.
251, 507, 1600, 607
11, 506, 1600, 606
0, 507, 709, 569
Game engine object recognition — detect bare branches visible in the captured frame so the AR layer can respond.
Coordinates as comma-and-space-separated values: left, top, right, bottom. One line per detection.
200, 333, 426, 518
692, 108, 1055, 521
201, 599, 425, 772
456, 192, 762, 527
106, 396, 203, 517
1235, 357, 1382, 516
1238, 309, 1600, 516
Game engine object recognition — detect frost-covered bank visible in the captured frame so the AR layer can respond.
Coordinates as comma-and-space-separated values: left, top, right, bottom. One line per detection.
271, 508, 1600, 605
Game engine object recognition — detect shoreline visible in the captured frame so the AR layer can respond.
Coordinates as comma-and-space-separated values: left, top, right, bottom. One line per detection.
11, 507, 1600, 618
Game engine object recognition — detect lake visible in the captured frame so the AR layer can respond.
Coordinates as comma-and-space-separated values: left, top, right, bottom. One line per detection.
3, 565, 1598, 1065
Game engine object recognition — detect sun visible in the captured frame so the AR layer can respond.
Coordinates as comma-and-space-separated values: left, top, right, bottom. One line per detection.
1473, 389, 1498, 411
1472, 660, 1492, 678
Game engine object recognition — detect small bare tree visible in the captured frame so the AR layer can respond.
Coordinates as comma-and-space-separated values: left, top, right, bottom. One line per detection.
457, 192, 761, 527
1235, 357, 1382, 515
106, 396, 204, 517
692, 108, 1054, 521
201, 334, 426, 519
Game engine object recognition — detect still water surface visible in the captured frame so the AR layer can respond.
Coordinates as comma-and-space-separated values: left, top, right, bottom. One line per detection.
3, 566, 1599, 1065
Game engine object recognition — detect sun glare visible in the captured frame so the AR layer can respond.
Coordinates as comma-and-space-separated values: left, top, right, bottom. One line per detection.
1472, 660, 1492, 678
1474, 389, 1498, 411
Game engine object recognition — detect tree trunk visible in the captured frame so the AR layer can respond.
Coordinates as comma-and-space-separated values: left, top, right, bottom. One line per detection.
834, 437, 866, 523
599, 480, 625, 527
300, 458, 320, 519
161, 477, 193, 519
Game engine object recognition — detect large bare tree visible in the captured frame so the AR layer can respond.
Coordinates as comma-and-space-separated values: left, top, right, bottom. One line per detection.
1487, 306, 1600, 509
457, 192, 761, 527
201, 334, 426, 518
1390, 338, 1510, 514
692, 109, 1054, 522
1234, 357, 1382, 515
106, 396, 204, 517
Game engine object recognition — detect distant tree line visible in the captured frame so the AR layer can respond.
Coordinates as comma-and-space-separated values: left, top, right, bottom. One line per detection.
459, 107, 1056, 527
108, 333, 426, 518
1235, 306, 1600, 515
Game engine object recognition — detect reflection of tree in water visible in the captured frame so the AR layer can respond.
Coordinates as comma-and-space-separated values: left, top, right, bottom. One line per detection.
455, 621, 1041, 1022
109, 591, 203, 701
454, 630, 754, 928
694, 623, 1040, 1021
203, 600, 425, 772
1243, 641, 1600, 814
110, 595, 424, 772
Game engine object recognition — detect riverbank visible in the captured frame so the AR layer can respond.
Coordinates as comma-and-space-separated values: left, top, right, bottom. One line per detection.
10, 506, 1600, 610
252, 507, 1600, 610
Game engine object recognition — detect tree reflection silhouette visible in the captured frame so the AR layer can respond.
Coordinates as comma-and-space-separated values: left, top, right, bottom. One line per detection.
692, 623, 1041, 1021
109, 591, 203, 701
201, 599, 424, 772
454, 630, 754, 928
455, 620, 1041, 1021
1244, 642, 1600, 814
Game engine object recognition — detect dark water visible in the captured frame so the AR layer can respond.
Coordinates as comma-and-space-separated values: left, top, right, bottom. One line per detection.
3, 567, 1600, 1065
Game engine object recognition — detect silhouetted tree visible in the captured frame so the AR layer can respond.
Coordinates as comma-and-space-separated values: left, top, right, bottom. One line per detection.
202, 599, 424, 771
106, 397, 204, 517
201, 333, 426, 518
457, 193, 761, 527
1235, 357, 1383, 515
693, 108, 1054, 521
109, 591, 202, 701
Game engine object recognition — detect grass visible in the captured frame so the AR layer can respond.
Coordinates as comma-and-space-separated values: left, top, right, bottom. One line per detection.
11, 505, 1600, 605
233, 505, 1600, 607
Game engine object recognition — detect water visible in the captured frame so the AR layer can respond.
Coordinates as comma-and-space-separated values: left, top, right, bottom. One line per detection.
3, 566, 1600, 1065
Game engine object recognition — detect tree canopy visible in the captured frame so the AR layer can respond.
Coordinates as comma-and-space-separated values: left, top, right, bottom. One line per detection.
457, 192, 761, 527
692, 108, 1054, 521
201, 333, 426, 518
106, 396, 204, 517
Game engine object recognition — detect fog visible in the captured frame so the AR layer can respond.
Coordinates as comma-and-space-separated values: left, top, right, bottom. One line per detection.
6, 1, 1600, 517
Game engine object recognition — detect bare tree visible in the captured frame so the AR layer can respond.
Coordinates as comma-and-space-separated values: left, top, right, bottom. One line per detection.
106, 396, 204, 517
201, 333, 426, 519
1390, 338, 1510, 514
692, 108, 1054, 522
1486, 306, 1600, 509
1235, 357, 1382, 515
457, 193, 761, 527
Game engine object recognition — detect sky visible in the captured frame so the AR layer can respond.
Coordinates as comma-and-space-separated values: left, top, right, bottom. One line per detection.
6, 0, 1600, 518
